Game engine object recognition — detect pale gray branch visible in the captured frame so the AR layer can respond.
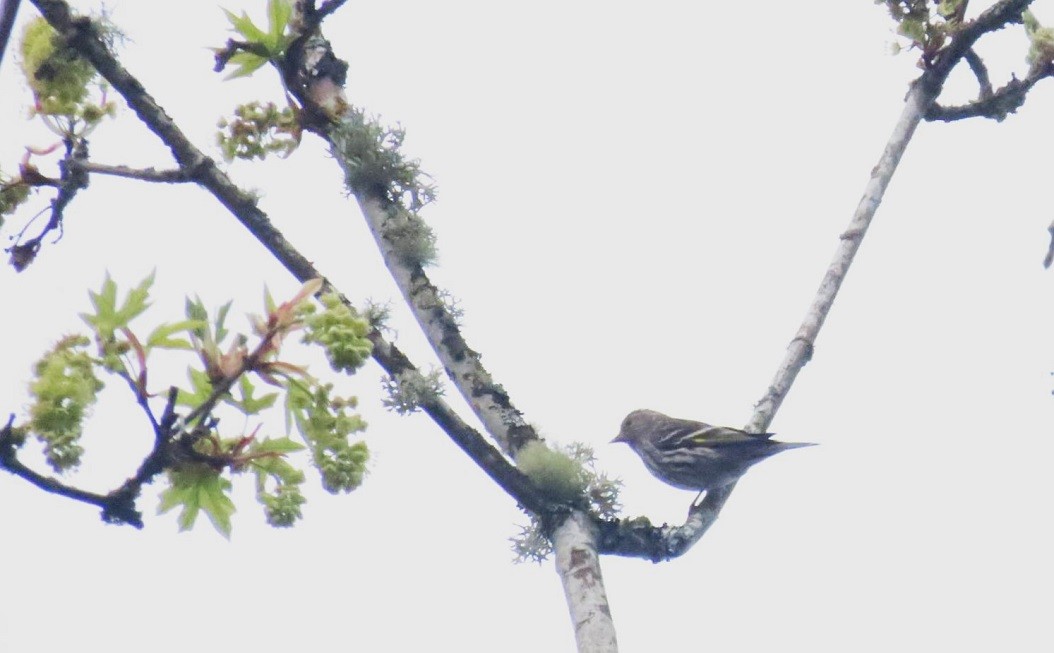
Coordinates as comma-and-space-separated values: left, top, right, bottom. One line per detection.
598, 75, 944, 559
75, 161, 192, 183
554, 511, 618, 653
602, 0, 1041, 560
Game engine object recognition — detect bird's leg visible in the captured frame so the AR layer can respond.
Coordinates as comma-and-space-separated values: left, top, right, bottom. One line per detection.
690, 490, 704, 508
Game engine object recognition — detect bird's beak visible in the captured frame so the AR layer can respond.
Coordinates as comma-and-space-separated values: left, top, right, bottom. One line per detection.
611, 433, 626, 444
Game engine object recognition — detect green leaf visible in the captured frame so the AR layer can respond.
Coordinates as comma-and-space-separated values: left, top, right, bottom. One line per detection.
263, 286, 277, 315
177, 367, 214, 407
184, 297, 209, 342
176, 501, 200, 532
266, 0, 292, 50
224, 52, 268, 80
146, 319, 206, 351
90, 274, 117, 318
80, 273, 154, 340
223, 8, 267, 43
115, 271, 155, 326
214, 300, 233, 344
283, 377, 309, 436
80, 274, 118, 335
197, 477, 235, 538
157, 482, 191, 513
227, 374, 278, 415
159, 478, 200, 530
253, 437, 305, 455
160, 467, 234, 537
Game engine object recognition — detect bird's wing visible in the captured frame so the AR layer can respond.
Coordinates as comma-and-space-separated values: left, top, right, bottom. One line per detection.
649, 415, 775, 449
688, 426, 776, 447
651, 417, 716, 446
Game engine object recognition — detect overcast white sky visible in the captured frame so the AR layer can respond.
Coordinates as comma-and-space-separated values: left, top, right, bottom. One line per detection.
2, 1, 1053, 651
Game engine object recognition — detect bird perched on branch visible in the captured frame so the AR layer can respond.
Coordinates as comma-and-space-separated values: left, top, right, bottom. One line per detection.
612, 409, 814, 504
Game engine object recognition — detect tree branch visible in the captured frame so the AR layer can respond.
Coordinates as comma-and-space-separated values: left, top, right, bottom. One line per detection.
926, 61, 1054, 122
353, 195, 538, 456
964, 48, 994, 99
7, 138, 89, 271
73, 161, 194, 183
0, 0, 20, 72
1043, 219, 1054, 268
594, 43, 963, 563
26, 0, 554, 518
0, 414, 120, 518
315, 0, 349, 21
554, 511, 618, 652
249, 2, 546, 460
928, 0, 1035, 79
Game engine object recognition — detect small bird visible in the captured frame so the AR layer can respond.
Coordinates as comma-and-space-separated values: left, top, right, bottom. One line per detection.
612, 409, 814, 504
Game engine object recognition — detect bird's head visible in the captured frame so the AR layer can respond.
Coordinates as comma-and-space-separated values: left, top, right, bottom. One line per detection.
612, 409, 661, 446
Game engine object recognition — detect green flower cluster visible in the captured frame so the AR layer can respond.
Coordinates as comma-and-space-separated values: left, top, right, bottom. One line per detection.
286, 382, 368, 493
216, 101, 300, 161
20, 17, 114, 124
27, 335, 104, 471
21, 18, 96, 116
260, 483, 306, 527
875, 0, 965, 57
300, 293, 373, 374
244, 436, 307, 528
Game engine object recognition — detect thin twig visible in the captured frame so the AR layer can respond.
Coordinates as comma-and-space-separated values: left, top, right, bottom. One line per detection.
74, 161, 193, 183
316, 0, 348, 21
926, 61, 1054, 122
7, 138, 89, 271
0, 414, 144, 526
1043, 220, 1054, 268
964, 48, 994, 99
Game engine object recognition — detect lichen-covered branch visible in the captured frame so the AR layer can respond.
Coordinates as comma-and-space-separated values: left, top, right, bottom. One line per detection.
250, 5, 542, 458
354, 194, 537, 456
273, 7, 614, 648
26, 0, 553, 517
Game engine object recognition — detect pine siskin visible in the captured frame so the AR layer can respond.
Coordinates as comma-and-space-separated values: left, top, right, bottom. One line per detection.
612, 409, 814, 501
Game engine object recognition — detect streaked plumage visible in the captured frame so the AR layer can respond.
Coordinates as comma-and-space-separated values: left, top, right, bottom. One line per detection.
612, 409, 814, 496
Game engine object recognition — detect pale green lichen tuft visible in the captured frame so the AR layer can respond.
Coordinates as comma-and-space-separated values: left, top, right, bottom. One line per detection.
515, 440, 587, 505
381, 369, 445, 415
510, 441, 623, 563
330, 107, 438, 267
